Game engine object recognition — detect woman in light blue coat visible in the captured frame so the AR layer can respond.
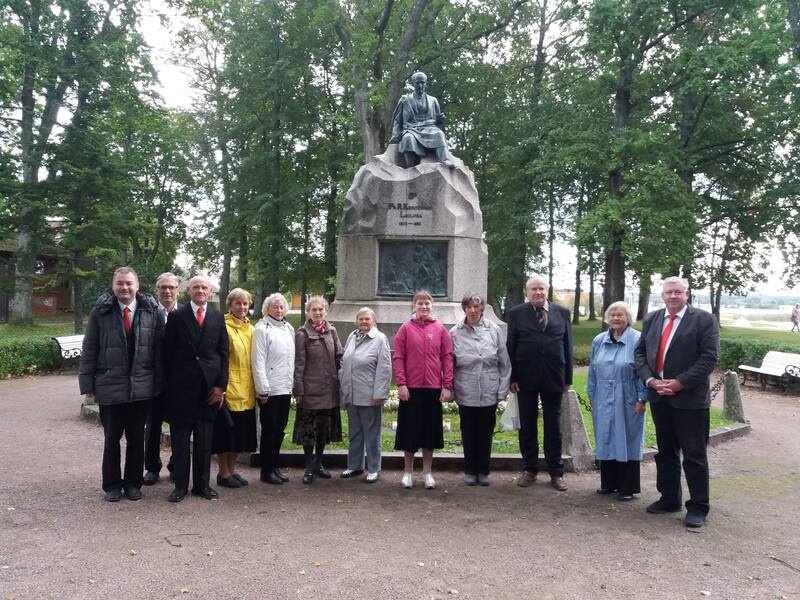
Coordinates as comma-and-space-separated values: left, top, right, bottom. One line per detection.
339, 307, 392, 483
587, 301, 647, 501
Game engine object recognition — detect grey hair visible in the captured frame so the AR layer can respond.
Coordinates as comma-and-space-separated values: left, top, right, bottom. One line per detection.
154, 272, 179, 289
356, 306, 377, 324
662, 276, 689, 290
603, 301, 635, 327
460, 293, 485, 312
187, 275, 213, 289
525, 275, 548, 290
262, 292, 288, 315
306, 295, 328, 312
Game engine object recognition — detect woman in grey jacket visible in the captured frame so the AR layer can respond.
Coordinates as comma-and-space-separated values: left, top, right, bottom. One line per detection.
339, 308, 392, 483
450, 293, 511, 486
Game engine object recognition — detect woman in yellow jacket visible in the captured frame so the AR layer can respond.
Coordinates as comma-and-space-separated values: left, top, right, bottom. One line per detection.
212, 288, 257, 488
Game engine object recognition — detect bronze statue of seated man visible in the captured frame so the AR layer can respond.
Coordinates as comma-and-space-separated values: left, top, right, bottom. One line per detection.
388, 72, 455, 169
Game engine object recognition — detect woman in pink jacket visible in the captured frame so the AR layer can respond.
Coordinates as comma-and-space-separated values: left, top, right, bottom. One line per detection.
393, 290, 453, 490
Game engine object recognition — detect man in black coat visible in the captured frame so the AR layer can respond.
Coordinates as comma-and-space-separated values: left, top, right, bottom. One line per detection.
143, 272, 181, 485
162, 275, 228, 502
79, 267, 163, 502
506, 275, 573, 491
635, 276, 719, 529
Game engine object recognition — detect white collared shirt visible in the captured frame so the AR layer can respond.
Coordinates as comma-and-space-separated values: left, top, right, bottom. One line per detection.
659, 304, 688, 364
159, 302, 177, 323
190, 300, 207, 320
118, 298, 136, 321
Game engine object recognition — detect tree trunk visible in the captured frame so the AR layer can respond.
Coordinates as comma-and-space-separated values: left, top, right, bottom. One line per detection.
547, 189, 555, 302
602, 234, 626, 313
588, 259, 597, 321
788, 0, 800, 61
637, 277, 651, 321
572, 259, 581, 325
323, 177, 339, 303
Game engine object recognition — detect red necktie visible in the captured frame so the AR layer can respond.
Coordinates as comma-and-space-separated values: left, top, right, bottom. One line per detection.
655, 314, 677, 375
196, 306, 205, 327
123, 306, 131, 334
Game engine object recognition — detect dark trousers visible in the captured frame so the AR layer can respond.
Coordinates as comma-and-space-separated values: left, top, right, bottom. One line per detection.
170, 419, 214, 493
98, 401, 150, 491
517, 390, 564, 477
599, 460, 641, 495
459, 404, 497, 475
144, 395, 172, 473
650, 402, 710, 515
259, 394, 291, 476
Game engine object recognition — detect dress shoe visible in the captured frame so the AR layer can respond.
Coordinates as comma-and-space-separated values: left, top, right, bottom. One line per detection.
340, 469, 364, 479
550, 476, 567, 491
274, 470, 289, 483
104, 488, 122, 503
365, 472, 380, 483
401, 472, 413, 489
517, 471, 537, 488
143, 471, 159, 486
646, 499, 682, 514
232, 473, 249, 486
684, 511, 706, 528
168, 488, 187, 503
617, 493, 634, 501
302, 471, 314, 485
123, 485, 142, 501
261, 471, 283, 485
477, 474, 490, 487
464, 473, 478, 486
191, 487, 219, 500
315, 466, 332, 479
423, 473, 436, 490
216, 475, 242, 488
596, 487, 617, 495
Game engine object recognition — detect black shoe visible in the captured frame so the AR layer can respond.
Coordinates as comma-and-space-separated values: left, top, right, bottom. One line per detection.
684, 511, 706, 528
315, 466, 332, 479
191, 487, 219, 500
302, 471, 314, 485
340, 469, 364, 479
617, 493, 634, 501
274, 470, 289, 483
261, 471, 283, 485
646, 499, 682, 514
216, 474, 242, 488
596, 487, 617, 495
232, 473, 248, 486
143, 471, 160, 486
168, 488, 187, 503
123, 485, 142, 501
104, 488, 122, 503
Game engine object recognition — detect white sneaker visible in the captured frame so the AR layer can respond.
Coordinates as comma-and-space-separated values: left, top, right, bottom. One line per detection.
423, 473, 436, 489
365, 472, 380, 483
401, 472, 413, 488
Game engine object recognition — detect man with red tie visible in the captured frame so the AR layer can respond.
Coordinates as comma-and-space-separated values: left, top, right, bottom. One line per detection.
635, 276, 719, 529
162, 275, 228, 502
79, 267, 164, 502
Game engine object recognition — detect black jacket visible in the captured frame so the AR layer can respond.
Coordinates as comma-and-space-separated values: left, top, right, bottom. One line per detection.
506, 301, 573, 393
78, 292, 163, 404
162, 302, 229, 425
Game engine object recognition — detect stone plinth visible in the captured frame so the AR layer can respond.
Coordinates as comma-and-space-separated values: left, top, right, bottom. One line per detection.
328, 145, 503, 343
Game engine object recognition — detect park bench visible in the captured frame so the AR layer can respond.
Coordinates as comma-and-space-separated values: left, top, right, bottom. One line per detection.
52, 334, 85, 360
738, 351, 800, 392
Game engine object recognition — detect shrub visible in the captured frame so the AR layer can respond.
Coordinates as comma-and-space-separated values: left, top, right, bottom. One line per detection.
0, 338, 62, 378
718, 337, 798, 370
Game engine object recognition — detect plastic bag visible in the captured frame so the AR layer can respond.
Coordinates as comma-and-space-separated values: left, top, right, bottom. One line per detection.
498, 392, 520, 432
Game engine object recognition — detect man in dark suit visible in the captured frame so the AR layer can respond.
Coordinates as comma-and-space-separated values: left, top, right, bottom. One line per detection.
143, 272, 181, 485
79, 267, 163, 502
635, 276, 719, 529
163, 275, 229, 502
506, 275, 573, 491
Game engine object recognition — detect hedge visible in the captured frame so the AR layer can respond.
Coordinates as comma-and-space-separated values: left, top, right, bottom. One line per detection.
718, 337, 798, 371
0, 338, 62, 378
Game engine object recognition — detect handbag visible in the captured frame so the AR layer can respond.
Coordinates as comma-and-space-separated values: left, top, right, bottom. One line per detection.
498, 392, 520, 432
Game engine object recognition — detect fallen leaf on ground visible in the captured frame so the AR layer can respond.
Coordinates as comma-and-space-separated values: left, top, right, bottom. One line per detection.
313, 561, 321, 567
180, 587, 189, 594
207, 551, 213, 556
700, 591, 711, 596
417, 562, 425, 567
129, 549, 137, 556
447, 589, 459, 595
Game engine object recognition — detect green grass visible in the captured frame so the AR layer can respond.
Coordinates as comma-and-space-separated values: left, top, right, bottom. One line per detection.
0, 321, 77, 341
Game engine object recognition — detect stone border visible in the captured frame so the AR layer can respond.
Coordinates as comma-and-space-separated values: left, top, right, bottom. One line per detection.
80, 404, 750, 473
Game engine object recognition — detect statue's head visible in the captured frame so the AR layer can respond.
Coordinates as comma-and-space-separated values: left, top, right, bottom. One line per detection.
410, 72, 427, 93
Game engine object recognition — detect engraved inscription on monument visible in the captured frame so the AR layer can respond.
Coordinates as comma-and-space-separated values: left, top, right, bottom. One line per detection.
377, 241, 447, 297
386, 192, 433, 231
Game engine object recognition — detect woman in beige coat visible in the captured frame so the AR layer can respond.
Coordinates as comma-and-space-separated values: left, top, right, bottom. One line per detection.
292, 296, 343, 484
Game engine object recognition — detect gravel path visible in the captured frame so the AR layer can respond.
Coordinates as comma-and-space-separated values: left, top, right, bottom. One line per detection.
1, 373, 799, 599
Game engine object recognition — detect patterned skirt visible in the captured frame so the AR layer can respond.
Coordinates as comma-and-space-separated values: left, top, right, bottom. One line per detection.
291, 407, 343, 446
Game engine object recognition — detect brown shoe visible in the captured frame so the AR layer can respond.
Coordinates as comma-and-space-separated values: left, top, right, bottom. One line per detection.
550, 475, 567, 491
517, 471, 537, 487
